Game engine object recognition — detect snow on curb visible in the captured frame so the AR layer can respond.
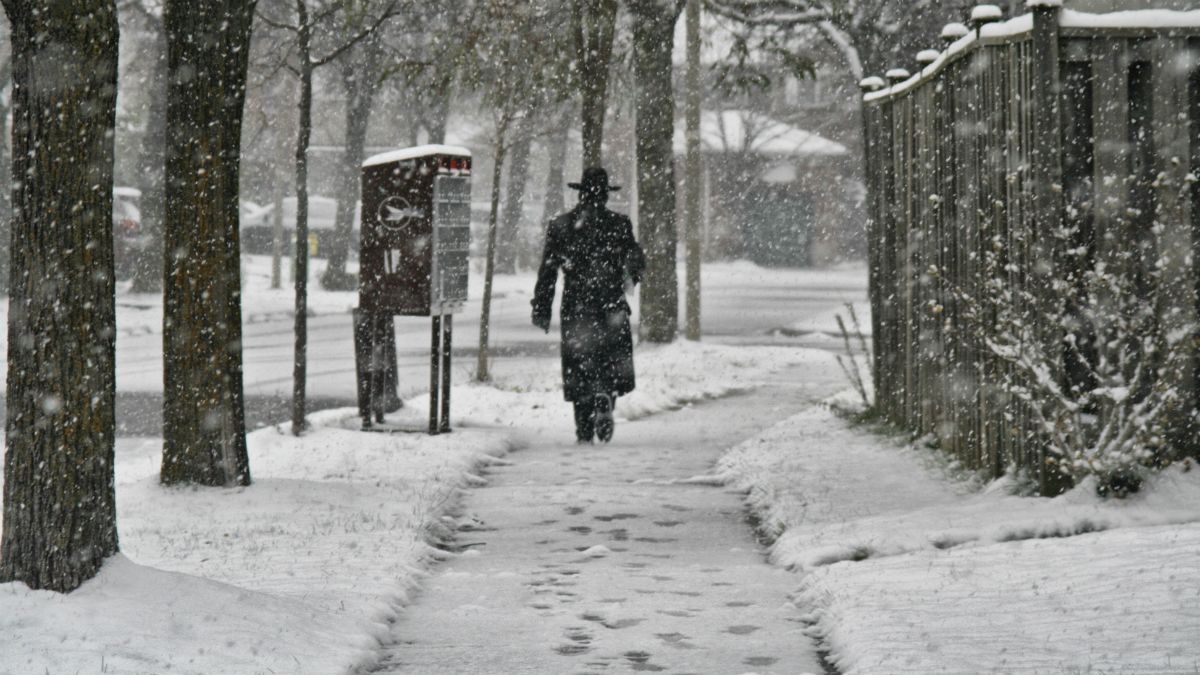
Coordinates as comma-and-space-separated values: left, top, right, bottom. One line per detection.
718, 405, 1200, 571
797, 523, 1200, 674
717, 402, 1200, 673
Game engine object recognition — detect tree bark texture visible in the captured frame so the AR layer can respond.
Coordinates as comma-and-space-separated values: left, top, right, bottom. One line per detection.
322, 36, 382, 291
630, 0, 682, 343
477, 132, 507, 382
684, 0, 701, 341
573, 0, 618, 167
497, 114, 534, 275
0, 0, 120, 592
0, 51, 12, 296
292, 9, 313, 436
161, 0, 253, 486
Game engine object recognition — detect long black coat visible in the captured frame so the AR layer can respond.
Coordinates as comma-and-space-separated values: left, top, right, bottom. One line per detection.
533, 203, 645, 402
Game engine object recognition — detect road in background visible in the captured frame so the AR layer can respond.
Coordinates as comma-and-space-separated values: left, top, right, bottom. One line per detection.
0, 262, 866, 436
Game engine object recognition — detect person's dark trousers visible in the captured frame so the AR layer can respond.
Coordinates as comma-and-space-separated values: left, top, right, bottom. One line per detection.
574, 401, 595, 443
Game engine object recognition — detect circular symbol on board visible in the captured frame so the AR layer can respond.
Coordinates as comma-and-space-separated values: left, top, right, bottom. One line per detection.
377, 194, 424, 234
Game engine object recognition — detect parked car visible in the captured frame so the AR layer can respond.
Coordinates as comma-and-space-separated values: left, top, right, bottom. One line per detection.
113, 187, 148, 280
241, 195, 359, 258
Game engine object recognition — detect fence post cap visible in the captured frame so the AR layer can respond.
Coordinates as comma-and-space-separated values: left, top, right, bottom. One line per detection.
970, 4, 1003, 21
941, 22, 970, 41
916, 49, 940, 65
969, 4, 1003, 31
859, 76, 886, 92
885, 68, 911, 83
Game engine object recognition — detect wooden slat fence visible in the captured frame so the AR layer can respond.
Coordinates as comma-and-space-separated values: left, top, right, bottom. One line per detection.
862, 3, 1200, 494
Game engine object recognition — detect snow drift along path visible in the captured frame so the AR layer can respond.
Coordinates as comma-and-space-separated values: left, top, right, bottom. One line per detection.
374, 358, 846, 675
719, 404, 1200, 674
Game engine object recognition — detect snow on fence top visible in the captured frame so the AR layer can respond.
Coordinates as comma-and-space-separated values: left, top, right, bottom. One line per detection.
970, 5, 1003, 22
859, 76, 886, 91
1061, 9, 1200, 29
916, 50, 940, 65
362, 144, 471, 168
940, 22, 970, 40
864, 8, 1200, 104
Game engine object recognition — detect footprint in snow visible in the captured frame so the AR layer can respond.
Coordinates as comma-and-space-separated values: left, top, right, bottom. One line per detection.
593, 513, 639, 522
602, 618, 644, 630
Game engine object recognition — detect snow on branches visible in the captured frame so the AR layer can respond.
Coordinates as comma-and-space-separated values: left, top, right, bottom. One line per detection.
951, 213, 1190, 497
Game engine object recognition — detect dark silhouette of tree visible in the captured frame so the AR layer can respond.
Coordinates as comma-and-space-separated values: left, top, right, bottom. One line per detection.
573, 0, 618, 166
0, 0, 120, 592
319, 32, 387, 292
628, 0, 686, 343
471, 0, 573, 379
320, 3, 455, 290
0, 18, 11, 296
256, 0, 399, 435
160, 0, 255, 486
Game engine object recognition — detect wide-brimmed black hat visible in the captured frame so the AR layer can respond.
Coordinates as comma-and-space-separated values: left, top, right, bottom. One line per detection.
568, 167, 621, 192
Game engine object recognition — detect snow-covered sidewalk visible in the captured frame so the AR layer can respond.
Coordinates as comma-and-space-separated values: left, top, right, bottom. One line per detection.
718, 404, 1200, 674
375, 352, 846, 674
0, 340, 837, 674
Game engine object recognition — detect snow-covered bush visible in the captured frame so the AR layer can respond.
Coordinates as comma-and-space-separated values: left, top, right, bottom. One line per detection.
954, 220, 1189, 497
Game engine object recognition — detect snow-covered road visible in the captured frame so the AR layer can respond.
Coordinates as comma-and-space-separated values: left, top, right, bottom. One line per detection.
0, 256, 869, 434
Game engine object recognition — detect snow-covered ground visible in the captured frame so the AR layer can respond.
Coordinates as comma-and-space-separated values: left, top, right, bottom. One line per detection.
1, 411, 511, 674
0, 264, 835, 675
5, 254, 1196, 674
717, 404, 1200, 674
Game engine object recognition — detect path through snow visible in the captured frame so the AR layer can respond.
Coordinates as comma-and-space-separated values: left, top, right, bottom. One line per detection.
375, 363, 841, 675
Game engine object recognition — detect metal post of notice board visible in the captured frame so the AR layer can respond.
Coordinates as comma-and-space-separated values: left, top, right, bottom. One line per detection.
425, 311, 454, 435
429, 314, 441, 434
354, 145, 471, 435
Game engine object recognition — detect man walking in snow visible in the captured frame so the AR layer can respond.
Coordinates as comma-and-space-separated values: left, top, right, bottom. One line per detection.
532, 167, 645, 443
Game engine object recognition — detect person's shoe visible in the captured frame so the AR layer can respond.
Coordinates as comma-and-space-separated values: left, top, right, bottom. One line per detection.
594, 393, 614, 443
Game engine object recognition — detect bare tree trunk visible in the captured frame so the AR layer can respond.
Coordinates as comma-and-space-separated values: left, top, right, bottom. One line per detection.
161, 0, 253, 487
532, 104, 572, 269
477, 129, 508, 382
271, 183, 284, 289
684, 0, 701, 341
292, 5, 313, 436
574, 0, 618, 167
630, 0, 681, 343
0, 0, 120, 593
131, 20, 167, 294
497, 114, 534, 274
322, 36, 382, 290
426, 76, 454, 144
0, 50, 12, 296
543, 106, 572, 219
